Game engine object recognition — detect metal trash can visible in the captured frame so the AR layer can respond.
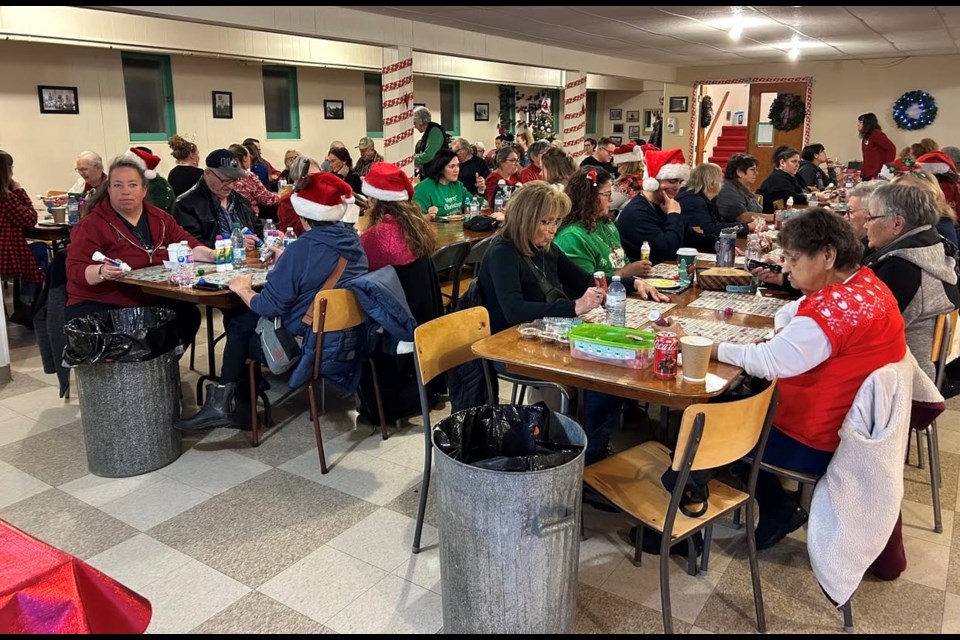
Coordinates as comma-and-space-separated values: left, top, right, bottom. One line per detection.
432, 405, 586, 634
64, 307, 182, 477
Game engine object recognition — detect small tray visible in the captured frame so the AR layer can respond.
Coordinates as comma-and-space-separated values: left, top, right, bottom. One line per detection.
568, 324, 656, 369
439, 214, 465, 222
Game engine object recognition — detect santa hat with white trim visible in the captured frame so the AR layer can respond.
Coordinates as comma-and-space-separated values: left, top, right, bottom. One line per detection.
612, 141, 644, 167
916, 151, 957, 176
361, 162, 414, 202
120, 147, 160, 180
291, 172, 357, 223
642, 147, 690, 192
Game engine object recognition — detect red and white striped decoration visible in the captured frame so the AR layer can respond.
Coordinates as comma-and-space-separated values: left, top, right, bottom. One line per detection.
563, 72, 588, 159
381, 48, 415, 174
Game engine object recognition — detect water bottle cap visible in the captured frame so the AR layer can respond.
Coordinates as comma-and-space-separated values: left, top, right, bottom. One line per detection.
612, 275, 621, 282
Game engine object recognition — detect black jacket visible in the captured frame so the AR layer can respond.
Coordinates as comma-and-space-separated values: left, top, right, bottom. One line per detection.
457, 155, 491, 196
677, 188, 747, 253
616, 194, 684, 264
797, 160, 836, 191
173, 178, 259, 248
757, 170, 808, 214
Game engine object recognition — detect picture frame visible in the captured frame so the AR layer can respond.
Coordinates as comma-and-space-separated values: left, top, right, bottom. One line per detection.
474, 102, 490, 121
527, 102, 540, 124
609, 135, 622, 145
37, 85, 79, 115
211, 91, 233, 119
643, 109, 660, 133
609, 108, 623, 121
756, 121, 775, 146
628, 125, 641, 139
669, 96, 689, 113
324, 99, 345, 120
613, 123, 624, 134
626, 110, 640, 123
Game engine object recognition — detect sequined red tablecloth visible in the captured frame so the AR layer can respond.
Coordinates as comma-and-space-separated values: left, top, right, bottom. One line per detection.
0, 520, 151, 634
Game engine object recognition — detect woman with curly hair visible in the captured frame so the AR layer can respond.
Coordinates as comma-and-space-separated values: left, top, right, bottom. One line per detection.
362, 162, 437, 271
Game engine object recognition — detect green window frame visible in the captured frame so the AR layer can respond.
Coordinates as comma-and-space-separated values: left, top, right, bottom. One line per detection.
365, 73, 384, 138
121, 52, 176, 142
585, 91, 598, 135
439, 79, 460, 137
263, 65, 300, 140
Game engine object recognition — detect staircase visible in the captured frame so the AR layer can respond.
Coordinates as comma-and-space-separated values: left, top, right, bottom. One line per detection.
707, 125, 748, 170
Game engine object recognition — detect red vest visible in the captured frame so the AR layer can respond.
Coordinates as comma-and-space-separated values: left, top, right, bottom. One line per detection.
775, 268, 906, 452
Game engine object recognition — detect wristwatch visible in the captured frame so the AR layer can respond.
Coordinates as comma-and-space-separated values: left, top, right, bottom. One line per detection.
98, 265, 106, 281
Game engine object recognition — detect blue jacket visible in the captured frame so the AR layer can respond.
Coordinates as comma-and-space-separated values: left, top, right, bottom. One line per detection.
616, 195, 685, 264
251, 223, 368, 390
345, 266, 417, 357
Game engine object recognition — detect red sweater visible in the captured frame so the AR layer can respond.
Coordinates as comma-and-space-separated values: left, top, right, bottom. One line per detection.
519, 164, 542, 183
66, 199, 200, 308
485, 172, 521, 208
775, 268, 906, 451
860, 128, 896, 180
277, 193, 307, 237
360, 215, 417, 271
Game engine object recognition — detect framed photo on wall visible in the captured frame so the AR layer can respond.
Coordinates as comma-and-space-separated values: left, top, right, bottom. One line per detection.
38, 85, 79, 115
613, 123, 624, 134
212, 91, 233, 119
626, 110, 640, 123
629, 125, 641, 139
609, 135, 622, 146
324, 99, 345, 120
609, 108, 623, 121
669, 96, 689, 113
474, 102, 490, 121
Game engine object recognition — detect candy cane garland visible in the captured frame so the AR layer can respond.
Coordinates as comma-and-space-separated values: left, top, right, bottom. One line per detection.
382, 57, 413, 75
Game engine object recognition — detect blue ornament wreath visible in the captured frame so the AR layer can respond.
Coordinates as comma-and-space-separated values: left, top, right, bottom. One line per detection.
892, 90, 937, 130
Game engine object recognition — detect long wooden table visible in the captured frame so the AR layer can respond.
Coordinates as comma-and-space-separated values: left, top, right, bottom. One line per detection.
472, 284, 783, 410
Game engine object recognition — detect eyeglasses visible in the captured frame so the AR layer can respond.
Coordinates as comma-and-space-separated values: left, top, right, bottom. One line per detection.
539, 218, 561, 228
597, 191, 613, 199
602, 147, 616, 154
209, 171, 238, 187
505, 158, 519, 164
864, 214, 892, 223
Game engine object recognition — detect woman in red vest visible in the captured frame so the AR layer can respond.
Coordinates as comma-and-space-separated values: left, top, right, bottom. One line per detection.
858, 112, 896, 180
658, 208, 907, 550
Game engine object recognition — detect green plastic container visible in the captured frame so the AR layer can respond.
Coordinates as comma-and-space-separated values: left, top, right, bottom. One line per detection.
569, 324, 656, 369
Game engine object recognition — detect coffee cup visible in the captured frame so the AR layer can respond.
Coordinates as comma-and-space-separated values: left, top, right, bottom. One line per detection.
676, 248, 698, 284
680, 336, 712, 382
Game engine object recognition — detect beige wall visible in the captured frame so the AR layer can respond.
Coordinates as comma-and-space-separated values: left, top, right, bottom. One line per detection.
661, 83, 692, 154
678, 55, 960, 166
598, 90, 663, 143
458, 81, 501, 153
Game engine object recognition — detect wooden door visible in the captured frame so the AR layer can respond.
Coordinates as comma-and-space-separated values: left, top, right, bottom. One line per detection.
747, 81, 808, 183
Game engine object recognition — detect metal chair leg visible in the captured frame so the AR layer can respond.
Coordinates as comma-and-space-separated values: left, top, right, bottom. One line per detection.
700, 525, 713, 574
745, 499, 767, 633
307, 379, 328, 474
517, 384, 527, 405
686, 536, 698, 576
660, 532, 674, 634
732, 506, 743, 529
369, 359, 389, 440
249, 363, 260, 447
842, 600, 854, 633
413, 417, 432, 554
916, 428, 925, 469
928, 425, 944, 533
632, 524, 643, 567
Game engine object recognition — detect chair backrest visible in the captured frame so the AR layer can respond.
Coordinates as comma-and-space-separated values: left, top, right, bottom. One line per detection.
465, 235, 494, 268
310, 289, 365, 334
414, 306, 490, 385
673, 380, 779, 472
431, 240, 471, 274
932, 310, 958, 389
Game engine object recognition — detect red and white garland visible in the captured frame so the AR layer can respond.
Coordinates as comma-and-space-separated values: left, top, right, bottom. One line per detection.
381, 56, 414, 170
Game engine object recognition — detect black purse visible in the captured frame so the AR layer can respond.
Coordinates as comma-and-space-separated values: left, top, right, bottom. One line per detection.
522, 255, 568, 303
464, 215, 499, 232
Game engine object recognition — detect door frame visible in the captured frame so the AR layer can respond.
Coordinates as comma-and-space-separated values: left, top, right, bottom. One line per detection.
688, 76, 813, 166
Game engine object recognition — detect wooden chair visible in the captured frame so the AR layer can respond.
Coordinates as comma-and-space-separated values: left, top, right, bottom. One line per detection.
583, 381, 779, 634
246, 288, 388, 474
431, 241, 471, 311
411, 306, 496, 553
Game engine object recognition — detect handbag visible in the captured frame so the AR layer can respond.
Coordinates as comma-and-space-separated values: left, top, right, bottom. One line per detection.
521, 255, 568, 304
463, 215, 499, 232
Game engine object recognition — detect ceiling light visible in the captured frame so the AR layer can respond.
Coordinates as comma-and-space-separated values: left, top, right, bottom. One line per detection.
788, 46, 800, 60
729, 24, 743, 41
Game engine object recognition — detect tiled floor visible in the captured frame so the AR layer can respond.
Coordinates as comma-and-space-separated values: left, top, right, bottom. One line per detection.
2, 317, 960, 633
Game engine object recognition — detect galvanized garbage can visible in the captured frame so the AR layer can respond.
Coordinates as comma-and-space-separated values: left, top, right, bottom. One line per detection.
65, 307, 182, 477
432, 406, 585, 634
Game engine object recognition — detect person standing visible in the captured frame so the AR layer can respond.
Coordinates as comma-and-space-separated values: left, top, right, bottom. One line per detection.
858, 113, 896, 180
413, 107, 449, 171
167, 135, 204, 197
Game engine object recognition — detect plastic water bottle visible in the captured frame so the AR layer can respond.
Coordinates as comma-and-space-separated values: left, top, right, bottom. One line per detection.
67, 195, 79, 225
231, 224, 245, 269
808, 192, 818, 209
470, 197, 480, 219
494, 192, 504, 213
640, 241, 651, 262
214, 235, 226, 273
606, 276, 627, 327
283, 227, 297, 248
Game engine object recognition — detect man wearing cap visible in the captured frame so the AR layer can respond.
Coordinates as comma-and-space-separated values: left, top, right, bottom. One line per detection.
174, 149, 261, 248
354, 137, 384, 178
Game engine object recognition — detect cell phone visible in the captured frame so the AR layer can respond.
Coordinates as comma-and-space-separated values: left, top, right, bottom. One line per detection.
745, 258, 783, 274
193, 281, 224, 291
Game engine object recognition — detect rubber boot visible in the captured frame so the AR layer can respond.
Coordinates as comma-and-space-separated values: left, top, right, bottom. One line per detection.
175, 383, 236, 432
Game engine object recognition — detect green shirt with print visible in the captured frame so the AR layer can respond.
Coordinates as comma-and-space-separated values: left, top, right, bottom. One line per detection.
553, 220, 627, 279
413, 178, 472, 219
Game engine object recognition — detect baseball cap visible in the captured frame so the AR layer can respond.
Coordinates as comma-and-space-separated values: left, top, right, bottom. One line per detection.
357, 137, 375, 150
205, 149, 246, 179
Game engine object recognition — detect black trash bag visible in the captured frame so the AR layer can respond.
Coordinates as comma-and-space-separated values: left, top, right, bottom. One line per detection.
63, 307, 179, 365
433, 403, 583, 472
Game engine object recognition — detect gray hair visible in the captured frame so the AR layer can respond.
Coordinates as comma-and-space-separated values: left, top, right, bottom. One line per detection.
870, 182, 939, 229
453, 137, 475, 155
413, 106, 432, 126
77, 150, 103, 169
495, 145, 517, 168
848, 181, 882, 211
942, 146, 960, 171
528, 140, 552, 159
289, 155, 319, 191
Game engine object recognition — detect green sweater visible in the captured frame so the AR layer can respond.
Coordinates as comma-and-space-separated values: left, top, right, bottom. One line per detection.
147, 176, 176, 213
413, 179, 471, 218
553, 220, 627, 278
414, 125, 446, 168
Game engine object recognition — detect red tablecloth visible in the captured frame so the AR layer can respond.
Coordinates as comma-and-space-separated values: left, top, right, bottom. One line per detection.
0, 520, 151, 633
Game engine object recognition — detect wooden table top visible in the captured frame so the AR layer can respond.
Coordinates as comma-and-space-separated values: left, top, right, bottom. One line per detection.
472, 284, 784, 409
118, 255, 267, 310
25, 224, 71, 242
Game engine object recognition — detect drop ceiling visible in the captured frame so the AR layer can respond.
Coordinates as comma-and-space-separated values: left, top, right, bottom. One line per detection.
350, 6, 960, 65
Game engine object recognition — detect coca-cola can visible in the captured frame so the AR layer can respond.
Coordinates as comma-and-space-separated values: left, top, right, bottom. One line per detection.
654, 332, 679, 379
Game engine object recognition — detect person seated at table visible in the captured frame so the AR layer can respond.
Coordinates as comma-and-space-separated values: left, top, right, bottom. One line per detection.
579, 136, 618, 178
758, 145, 826, 214
863, 182, 959, 381
276, 155, 317, 237
478, 182, 666, 464
452, 138, 489, 197
677, 162, 753, 251
583, 138, 597, 157
555, 168, 651, 283
843, 181, 882, 249
174, 149, 260, 248
609, 142, 646, 210
167, 135, 204, 198
242, 137, 281, 188
414, 149, 473, 221
277, 149, 300, 184
354, 137, 384, 178
656, 208, 907, 550
360, 162, 437, 271
0, 150, 44, 287
327, 147, 364, 196
68, 151, 106, 195
229, 144, 279, 217
484, 146, 522, 209
519, 140, 552, 183
65, 155, 217, 348
320, 141, 345, 172
176, 172, 367, 431
913, 151, 960, 245
540, 147, 576, 192
123, 147, 175, 213
616, 147, 689, 264
797, 143, 837, 192
717, 153, 764, 224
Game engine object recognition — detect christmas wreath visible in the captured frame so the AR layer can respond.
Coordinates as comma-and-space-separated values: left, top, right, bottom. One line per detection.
892, 90, 937, 130
768, 93, 806, 131
700, 96, 714, 129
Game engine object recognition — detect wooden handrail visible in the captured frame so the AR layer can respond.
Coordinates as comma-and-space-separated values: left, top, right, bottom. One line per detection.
701, 90, 730, 163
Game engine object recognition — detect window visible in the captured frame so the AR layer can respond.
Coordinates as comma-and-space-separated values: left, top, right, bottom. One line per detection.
365, 73, 383, 137
121, 53, 176, 142
263, 66, 300, 139
439, 79, 460, 137
585, 91, 598, 135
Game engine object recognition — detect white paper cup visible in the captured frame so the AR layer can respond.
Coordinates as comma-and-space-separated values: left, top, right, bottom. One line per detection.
680, 336, 713, 382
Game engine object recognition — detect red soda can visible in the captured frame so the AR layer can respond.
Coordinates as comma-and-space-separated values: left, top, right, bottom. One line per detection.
593, 271, 607, 294
653, 332, 679, 379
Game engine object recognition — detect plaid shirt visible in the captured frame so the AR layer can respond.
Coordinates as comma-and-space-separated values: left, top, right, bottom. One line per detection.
233, 171, 279, 215
614, 173, 645, 201
0, 189, 43, 282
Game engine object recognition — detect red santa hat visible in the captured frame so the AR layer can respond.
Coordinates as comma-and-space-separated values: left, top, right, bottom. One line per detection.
642, 147, 689, 192
915, 151, 957, 176
291, 172, 357, 223
121, 147, 161, 180
361, 162, 414, 202
612, 142, 644, 167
